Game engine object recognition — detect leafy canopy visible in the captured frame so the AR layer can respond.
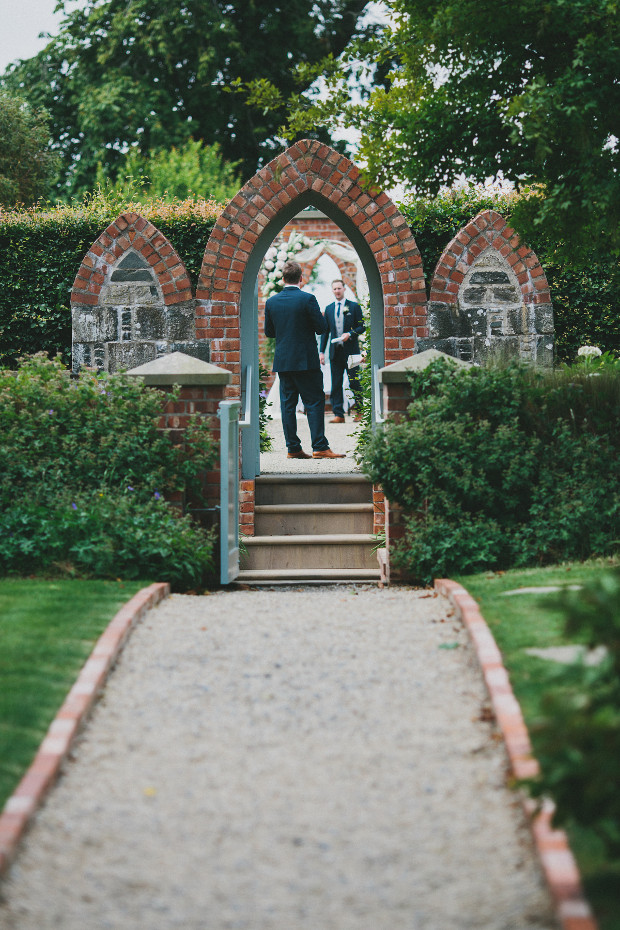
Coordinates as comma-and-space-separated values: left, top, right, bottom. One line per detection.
97, 138, 242, 203
1, 0, 372, 197
0, 92, 59, 207
245, 0, 620, 254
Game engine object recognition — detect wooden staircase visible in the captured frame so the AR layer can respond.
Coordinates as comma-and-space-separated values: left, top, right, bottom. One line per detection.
237, 474, 381, 584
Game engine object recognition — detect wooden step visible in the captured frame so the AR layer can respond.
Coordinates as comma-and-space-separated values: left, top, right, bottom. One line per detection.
254, 503, 374, 536
236, 568, 381, 584
241, 533, 379, 571
255, 473, 372, 506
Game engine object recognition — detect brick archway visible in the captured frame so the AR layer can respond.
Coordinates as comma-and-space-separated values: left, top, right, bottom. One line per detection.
430, 209, 551, 307
426, 209, 554, 365
71, 212, 196, 372
195, 139, 427, 393
71, 212, 192, 307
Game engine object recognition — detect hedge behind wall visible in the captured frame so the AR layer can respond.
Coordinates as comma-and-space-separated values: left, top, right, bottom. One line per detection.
0, 198, 220, 368
0, 189, 617, 368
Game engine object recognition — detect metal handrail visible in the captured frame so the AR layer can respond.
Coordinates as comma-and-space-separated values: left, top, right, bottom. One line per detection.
373, 363, 385, 424
239, 363, 252, 428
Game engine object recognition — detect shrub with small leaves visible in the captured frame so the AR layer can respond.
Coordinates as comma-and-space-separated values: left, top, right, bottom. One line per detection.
0, 354, 217, 589
526, 569, 620, 859
363, 358, 620, 583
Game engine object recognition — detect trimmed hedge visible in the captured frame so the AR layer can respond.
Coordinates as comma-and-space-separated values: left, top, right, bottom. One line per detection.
0, 196, 220, 367
1, 186, 618, 367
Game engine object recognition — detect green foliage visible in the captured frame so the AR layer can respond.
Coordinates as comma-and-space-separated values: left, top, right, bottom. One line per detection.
258, 0, 620, 256
0, 195, 219, 367
258, 362, 273, 453
0, 91, 59, 207
1, 0, 370, 196
98, 138, 242, 203
526, 569, 620, 862
0, 354, 217, 589
363, 358, 620, 584
456, 559, 620, 928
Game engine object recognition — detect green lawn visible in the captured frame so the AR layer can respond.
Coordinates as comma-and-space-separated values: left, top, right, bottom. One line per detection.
0, 578, 146, 810
456, 557, 620, 930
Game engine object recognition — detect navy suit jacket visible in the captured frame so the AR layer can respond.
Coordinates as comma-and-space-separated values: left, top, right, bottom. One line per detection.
320, 299, 365, 360
265, 285, 328, 372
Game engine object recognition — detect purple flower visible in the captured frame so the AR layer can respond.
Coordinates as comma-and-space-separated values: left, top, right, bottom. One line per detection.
48, 409, 54, 415
71, 502, 78, 510
154, 491, 161, 500
127, 486, 134, 492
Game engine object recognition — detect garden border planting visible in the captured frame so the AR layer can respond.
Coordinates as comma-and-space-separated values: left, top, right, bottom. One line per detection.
0, 582, 169, 878
435, 577, 597, 930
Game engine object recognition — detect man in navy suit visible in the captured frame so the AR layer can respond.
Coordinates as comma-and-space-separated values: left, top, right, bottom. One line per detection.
265, 261, 345, 459
319, 279, 365, 423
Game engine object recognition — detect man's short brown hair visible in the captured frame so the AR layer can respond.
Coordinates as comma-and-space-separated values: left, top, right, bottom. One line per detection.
332, 278, 344, 287
283, 260, 303, 284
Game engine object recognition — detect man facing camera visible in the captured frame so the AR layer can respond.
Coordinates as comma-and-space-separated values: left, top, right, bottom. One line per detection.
319, 279, 365, 423
265, 261, 345, 459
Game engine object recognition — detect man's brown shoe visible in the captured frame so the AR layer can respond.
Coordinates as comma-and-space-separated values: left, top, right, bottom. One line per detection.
329, 416, 345, 423
287, 450, 312, 459
313, 448, 346, 458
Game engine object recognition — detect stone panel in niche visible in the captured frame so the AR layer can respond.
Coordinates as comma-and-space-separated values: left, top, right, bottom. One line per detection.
166, 304, 195, 341
461, 307, 487, 336
470, 271, 510, 285
111, 251, 156, 283
71, 306, 119, 343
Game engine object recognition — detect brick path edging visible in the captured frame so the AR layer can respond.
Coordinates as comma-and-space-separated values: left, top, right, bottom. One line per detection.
0, 582, 170, 879
435, 578, 598, 930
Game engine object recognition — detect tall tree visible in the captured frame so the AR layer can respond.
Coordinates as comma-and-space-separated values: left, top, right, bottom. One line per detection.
1, 0, 372, 197
0, 92, 59, 207
249, 0, 620, 254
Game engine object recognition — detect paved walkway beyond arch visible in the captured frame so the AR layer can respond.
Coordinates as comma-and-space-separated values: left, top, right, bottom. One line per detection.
0, 588, 556, 930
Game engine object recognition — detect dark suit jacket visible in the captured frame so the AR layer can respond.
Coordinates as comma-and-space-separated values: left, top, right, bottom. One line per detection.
320, 299, 365, 360
265, 285, 328, 372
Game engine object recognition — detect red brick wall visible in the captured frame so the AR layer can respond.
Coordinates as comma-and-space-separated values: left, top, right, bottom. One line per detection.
154, 384, 227, 526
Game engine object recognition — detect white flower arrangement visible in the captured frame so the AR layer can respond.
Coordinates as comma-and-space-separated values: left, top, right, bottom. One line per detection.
577, 345, 602, 358
261, 231, 316, 297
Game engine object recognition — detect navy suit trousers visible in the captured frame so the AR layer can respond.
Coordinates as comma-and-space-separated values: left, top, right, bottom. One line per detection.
279, 369, 328, 452
330, 346, 362, 418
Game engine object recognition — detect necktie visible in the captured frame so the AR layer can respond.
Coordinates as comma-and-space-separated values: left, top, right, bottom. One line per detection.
336, 302, 343, 336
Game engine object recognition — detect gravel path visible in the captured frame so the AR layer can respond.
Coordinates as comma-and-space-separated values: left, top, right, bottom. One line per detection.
0, 587, 556, 930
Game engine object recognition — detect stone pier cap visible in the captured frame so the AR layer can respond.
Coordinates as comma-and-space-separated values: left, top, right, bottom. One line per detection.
125, 351, 232, 386
378, 348, 473, 383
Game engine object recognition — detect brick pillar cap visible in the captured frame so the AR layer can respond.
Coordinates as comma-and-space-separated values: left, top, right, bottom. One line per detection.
124, 351, 232, 386
379, 348, 472, 383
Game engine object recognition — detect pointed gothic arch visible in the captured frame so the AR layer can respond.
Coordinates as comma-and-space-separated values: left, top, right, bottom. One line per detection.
71, 212, 198, 372
425, 210, 554, 365
195, 139, 428, 390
